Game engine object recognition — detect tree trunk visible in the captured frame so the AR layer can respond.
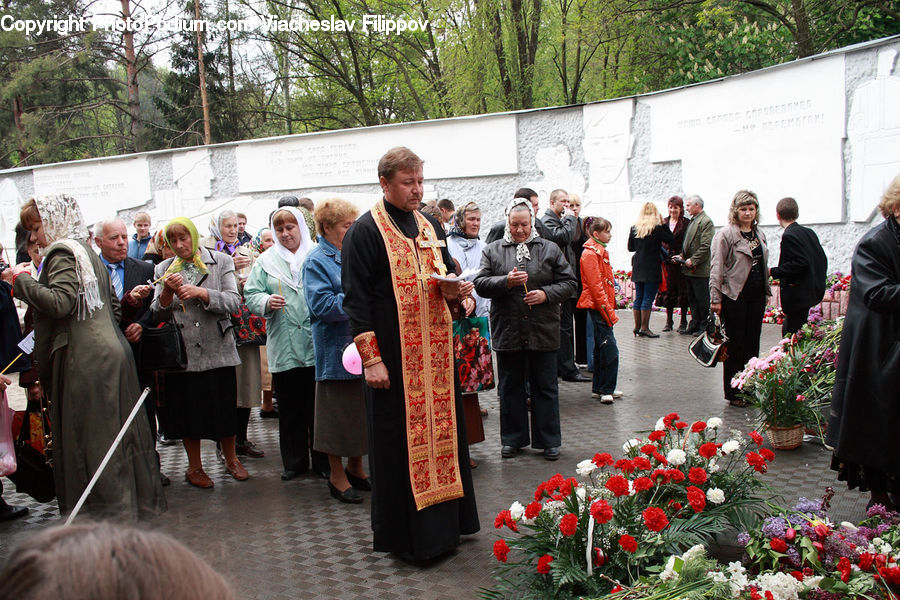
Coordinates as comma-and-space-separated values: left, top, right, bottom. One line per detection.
194, 0, 212, 144
12, 94, 28, 166
120, 0, 143, 151
790, 0, 814, 57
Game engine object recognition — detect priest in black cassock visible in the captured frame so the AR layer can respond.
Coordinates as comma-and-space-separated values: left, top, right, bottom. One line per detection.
342, 146, 480, 563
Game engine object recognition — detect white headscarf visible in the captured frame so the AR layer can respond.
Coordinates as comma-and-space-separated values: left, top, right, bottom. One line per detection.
257, 206, 313, 290
503, 197, 539, 263
34, 194, 103, 320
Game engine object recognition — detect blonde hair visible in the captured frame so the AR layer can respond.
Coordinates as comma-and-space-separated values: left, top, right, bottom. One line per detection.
314, 198, 359, 236
728, 190, 760, 227
879, 174, 900, 218
133, 211, 151, 224
633, 202, 660, 238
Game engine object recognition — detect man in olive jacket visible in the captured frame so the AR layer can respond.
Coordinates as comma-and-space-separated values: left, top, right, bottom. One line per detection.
677, 195, 715, 335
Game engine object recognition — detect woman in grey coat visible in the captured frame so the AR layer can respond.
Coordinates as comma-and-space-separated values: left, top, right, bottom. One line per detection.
474, 198, 577, 462
151, 217, 245, 488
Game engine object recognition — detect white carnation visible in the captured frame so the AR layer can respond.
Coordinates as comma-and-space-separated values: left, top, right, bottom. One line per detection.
708, 459, 720, 473
721, 440, 741, 455
660, 555, 679, 582
509, 501, 525, 521
623, 438, 641, 453
682, 544, 706, 561
666, 448, 687, 465
655, 417, 666, 431
707, 417, 723, 429
576, 459, 597, 477
707, 488, 726, 504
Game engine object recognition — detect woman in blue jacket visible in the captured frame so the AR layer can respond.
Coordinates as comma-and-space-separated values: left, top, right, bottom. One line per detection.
302, 198, 369, 504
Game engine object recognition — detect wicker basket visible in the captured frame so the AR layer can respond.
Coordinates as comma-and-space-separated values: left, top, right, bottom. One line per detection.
765, 423, 805, 450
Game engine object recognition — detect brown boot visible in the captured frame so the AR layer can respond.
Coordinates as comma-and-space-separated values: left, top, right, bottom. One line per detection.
639, 310, 659, 338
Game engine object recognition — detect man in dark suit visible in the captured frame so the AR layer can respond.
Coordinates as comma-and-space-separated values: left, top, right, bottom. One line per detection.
95, 217, 170, 486
769, 197, 827, 336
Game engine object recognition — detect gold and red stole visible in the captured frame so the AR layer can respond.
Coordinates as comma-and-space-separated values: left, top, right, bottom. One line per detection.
371, 200, 464, 510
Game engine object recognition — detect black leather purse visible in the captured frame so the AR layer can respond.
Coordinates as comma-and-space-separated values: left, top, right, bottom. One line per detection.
138, 319, 187, 372
9, 398, 55, 503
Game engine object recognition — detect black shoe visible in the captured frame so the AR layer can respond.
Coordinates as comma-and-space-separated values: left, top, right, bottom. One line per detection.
544, 447, 560, 461
160, 472, 171, 487
259, 408, 279, 419
637, 329, 660, 338
328, 481, 363, 504
281, 469, 303, 481
0, 504, 28, 521
346, 469, 372, 491
313, 467, 330, 480
662, 322, 674, 332
677, 323, 688, 334
158, 433, 178, 446
501, 445, 519, 459
562, 374, 591, 383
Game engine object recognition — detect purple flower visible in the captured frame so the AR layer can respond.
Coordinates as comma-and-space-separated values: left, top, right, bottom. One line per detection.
792, 497, 824, 515
761, 516, 788, 539
737, 531, 751, 546
858, 525, 877, 540
866, 503, 896, 520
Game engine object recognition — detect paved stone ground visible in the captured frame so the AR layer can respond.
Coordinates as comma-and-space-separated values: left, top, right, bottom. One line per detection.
0, 314, 866, 599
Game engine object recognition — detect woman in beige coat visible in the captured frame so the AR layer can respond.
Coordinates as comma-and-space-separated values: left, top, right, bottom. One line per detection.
709, 190, 771, 407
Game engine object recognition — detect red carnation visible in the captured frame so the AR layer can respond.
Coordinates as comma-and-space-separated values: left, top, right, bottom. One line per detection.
699, 442, 718, 459
605, 475, 630, 497
524, 501, 542, 520
650, 469, 669, 483
633, 476, 653, 492
592, 547, 607, 567
494, 510, 509, 529
590, 499, 614, 524
493, 539, 510, 562
642, 506, 669, 532
652, 452, 668, 465
838, 556, 851, 583
691, 421, 707, 432
746, 452, 768, 473
666, 469, 685, 483
559, 513, 578, 536
686, 486, 706, 513
615, 459, 636, 473
688, 467, 708, 485
648, 430, 666, 442
633, 456, 652, 471
593, 452, 614, 467
611, 585, 623, 593
770, 537, 788, 553
537, 554, 553, 574
760, 448, 775, 462
640, 444, 657, 455
619, 534, 638, 553
663, 412, 680, 428
675, 421, 688, 430
749, 430, 764, 446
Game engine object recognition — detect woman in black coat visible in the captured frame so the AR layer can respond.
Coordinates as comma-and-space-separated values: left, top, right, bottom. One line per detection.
655, 196, 691, 332
827, 174, 900, 510
627, 202, 674, 337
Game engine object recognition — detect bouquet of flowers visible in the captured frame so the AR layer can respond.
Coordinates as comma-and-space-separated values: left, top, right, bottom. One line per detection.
483, 414, 777, 599
731, 320, 841, 435
763, 307, 785, 325
826, 272, 851, 294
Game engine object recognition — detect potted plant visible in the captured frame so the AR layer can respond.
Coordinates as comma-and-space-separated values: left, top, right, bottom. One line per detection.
731, 320, 841, 450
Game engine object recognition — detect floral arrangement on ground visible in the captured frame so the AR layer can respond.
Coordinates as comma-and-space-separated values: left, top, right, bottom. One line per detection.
596, 489, 900, 600
482, 413, 779, 599
731, 319, 841, 437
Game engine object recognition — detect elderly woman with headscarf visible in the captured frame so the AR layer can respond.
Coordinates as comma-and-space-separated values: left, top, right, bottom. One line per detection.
474, 198, 577, 462
202, 210, 265, 460
151, 217, 246, 488
244, 207, 328, 481
1, 195, 164, 518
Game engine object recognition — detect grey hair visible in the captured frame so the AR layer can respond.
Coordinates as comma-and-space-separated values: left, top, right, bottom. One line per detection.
93, 217, 126, 238
685, 195, 704, 208
218, 209, 237, 228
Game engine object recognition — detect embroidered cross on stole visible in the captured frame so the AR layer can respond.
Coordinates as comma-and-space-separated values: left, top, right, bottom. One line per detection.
371, 201, 463, 510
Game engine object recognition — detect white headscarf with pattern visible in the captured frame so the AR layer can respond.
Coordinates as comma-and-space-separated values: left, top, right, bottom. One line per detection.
34, 194, 103, 320
503, 197, 539, 263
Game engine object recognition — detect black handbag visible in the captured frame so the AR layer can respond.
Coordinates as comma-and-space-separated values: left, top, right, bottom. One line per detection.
688, 313, 729, 367
138, 319, 187, 372
8, 398, 55, 503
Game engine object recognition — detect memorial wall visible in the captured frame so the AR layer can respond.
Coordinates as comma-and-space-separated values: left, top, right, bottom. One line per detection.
1, 36, 898, 272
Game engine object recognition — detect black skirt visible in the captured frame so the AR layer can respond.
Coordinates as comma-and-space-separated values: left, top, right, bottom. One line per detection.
160, 366, 237, 441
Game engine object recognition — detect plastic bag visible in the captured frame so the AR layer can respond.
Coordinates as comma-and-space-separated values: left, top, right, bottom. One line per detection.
0, 390, 17, 476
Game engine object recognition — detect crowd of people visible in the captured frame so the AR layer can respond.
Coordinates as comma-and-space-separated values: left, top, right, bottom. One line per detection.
0, 150, 897, 564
